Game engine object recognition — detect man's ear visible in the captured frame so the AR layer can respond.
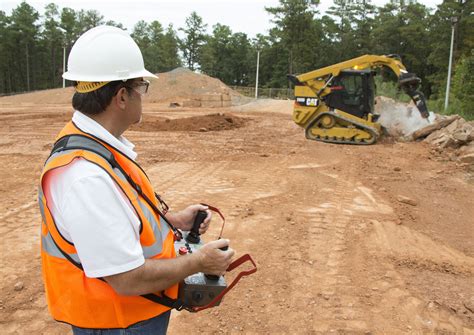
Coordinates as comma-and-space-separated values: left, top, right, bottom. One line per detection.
115, 87, 128, 110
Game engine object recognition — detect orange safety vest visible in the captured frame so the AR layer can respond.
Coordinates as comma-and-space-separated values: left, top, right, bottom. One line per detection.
39, 121, 179, 329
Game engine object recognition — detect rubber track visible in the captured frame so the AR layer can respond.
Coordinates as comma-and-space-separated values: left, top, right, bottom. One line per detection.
305, 111, 379, 145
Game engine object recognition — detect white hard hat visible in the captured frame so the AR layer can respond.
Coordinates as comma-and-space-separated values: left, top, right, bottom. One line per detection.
63, 25, 157, 82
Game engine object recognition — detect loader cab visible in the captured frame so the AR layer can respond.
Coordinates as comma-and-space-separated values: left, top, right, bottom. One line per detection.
325, 69, 375, 119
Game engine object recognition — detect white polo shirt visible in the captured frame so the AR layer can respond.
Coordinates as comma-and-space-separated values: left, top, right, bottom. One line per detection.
43, 111, 145, 278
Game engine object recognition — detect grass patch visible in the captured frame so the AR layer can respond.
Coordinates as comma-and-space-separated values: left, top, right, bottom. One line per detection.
375, 77, 411, 103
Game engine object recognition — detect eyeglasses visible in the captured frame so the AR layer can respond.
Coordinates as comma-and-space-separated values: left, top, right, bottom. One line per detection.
128, 79, 150, 96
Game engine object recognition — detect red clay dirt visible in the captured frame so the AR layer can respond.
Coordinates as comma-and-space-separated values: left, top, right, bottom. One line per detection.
130, 113, 248, 132
0, 85, 473, 334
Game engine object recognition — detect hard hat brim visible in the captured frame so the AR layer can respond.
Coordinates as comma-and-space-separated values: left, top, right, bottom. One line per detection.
140, 69, 159, 80
63, 68, 158, 82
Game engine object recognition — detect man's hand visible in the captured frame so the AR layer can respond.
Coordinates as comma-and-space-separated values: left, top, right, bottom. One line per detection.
104, 239, 235, 296
195, 239, 235, 276
166, 204, 212, 234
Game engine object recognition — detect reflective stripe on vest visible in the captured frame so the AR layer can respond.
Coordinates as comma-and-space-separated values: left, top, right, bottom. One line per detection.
39, 188, 79, 262
42, 232, 82, 264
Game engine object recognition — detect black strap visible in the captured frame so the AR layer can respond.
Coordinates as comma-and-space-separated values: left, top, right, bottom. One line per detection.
50, 135, 116, 164
142, 293, 187, 311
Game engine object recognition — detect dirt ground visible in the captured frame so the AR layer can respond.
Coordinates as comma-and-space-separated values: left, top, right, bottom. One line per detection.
0, 95, 473, 334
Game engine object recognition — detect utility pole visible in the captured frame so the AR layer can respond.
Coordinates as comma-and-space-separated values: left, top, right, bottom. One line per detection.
26, 43, 30, 91
444, 16, 457, 110
58, 27, 67, 88
255, 50, 260, 99
63, 46, 66, 88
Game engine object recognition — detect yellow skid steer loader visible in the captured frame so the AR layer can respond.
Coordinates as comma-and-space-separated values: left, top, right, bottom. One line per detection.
288, 54, 429, 144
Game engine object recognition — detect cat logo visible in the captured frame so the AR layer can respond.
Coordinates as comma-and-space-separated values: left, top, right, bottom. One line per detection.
305, 98, 319, 106
296, 97, 319, 107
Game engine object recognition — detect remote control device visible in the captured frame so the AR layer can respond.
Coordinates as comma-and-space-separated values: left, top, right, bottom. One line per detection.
174, 210, 227, 307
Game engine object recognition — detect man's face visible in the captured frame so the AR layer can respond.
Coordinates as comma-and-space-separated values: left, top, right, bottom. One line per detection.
125, 78, 149, 125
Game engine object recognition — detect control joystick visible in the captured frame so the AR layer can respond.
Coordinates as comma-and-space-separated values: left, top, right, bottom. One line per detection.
186, 210, 207, 244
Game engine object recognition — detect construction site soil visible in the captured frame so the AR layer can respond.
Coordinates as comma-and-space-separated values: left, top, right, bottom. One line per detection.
0, 74, 473, 334
130, 113, 248, 132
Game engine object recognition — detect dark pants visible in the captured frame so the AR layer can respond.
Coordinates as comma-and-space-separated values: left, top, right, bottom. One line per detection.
71, 311, 171, 335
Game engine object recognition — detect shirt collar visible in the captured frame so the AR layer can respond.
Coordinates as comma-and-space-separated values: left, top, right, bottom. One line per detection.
72, 111, 138, 161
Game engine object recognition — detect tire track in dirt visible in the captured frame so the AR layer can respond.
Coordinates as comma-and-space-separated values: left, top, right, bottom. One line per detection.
213, 156, 377, 333
168, 153, 382, 334
284, 166, 375, 333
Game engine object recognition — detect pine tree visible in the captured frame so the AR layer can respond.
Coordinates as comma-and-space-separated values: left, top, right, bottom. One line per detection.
159, 25, 181, 72
451, 50, 474, 119
9, 2, 40, 91
179, 12, 207, 71
265, 0, 323, 87
42, 3, 63, 88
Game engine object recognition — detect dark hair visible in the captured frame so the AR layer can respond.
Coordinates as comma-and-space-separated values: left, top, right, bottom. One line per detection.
72, 79, 134, 115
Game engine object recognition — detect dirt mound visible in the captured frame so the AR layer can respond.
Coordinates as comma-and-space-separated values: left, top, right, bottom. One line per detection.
0, 87, 74, 105
130, 113, 248, 132
0, 67, 242, 106
146, 68, 243, 105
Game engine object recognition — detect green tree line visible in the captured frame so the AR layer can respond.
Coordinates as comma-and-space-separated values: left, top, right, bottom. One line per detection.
0, 0, 472, 117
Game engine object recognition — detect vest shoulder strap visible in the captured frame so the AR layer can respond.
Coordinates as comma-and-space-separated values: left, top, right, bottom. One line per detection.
50, 134, 144, 193
51, 134, 151, 198
51, 134, 117, 168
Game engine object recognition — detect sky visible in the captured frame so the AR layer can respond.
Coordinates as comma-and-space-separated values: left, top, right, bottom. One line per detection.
1, 0, 444, 38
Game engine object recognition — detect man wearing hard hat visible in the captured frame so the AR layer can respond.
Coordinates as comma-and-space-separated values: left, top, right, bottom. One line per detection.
38, 26, 234, 334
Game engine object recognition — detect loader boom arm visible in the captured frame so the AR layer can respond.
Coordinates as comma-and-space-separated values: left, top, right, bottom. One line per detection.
296, 54, 407, 84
